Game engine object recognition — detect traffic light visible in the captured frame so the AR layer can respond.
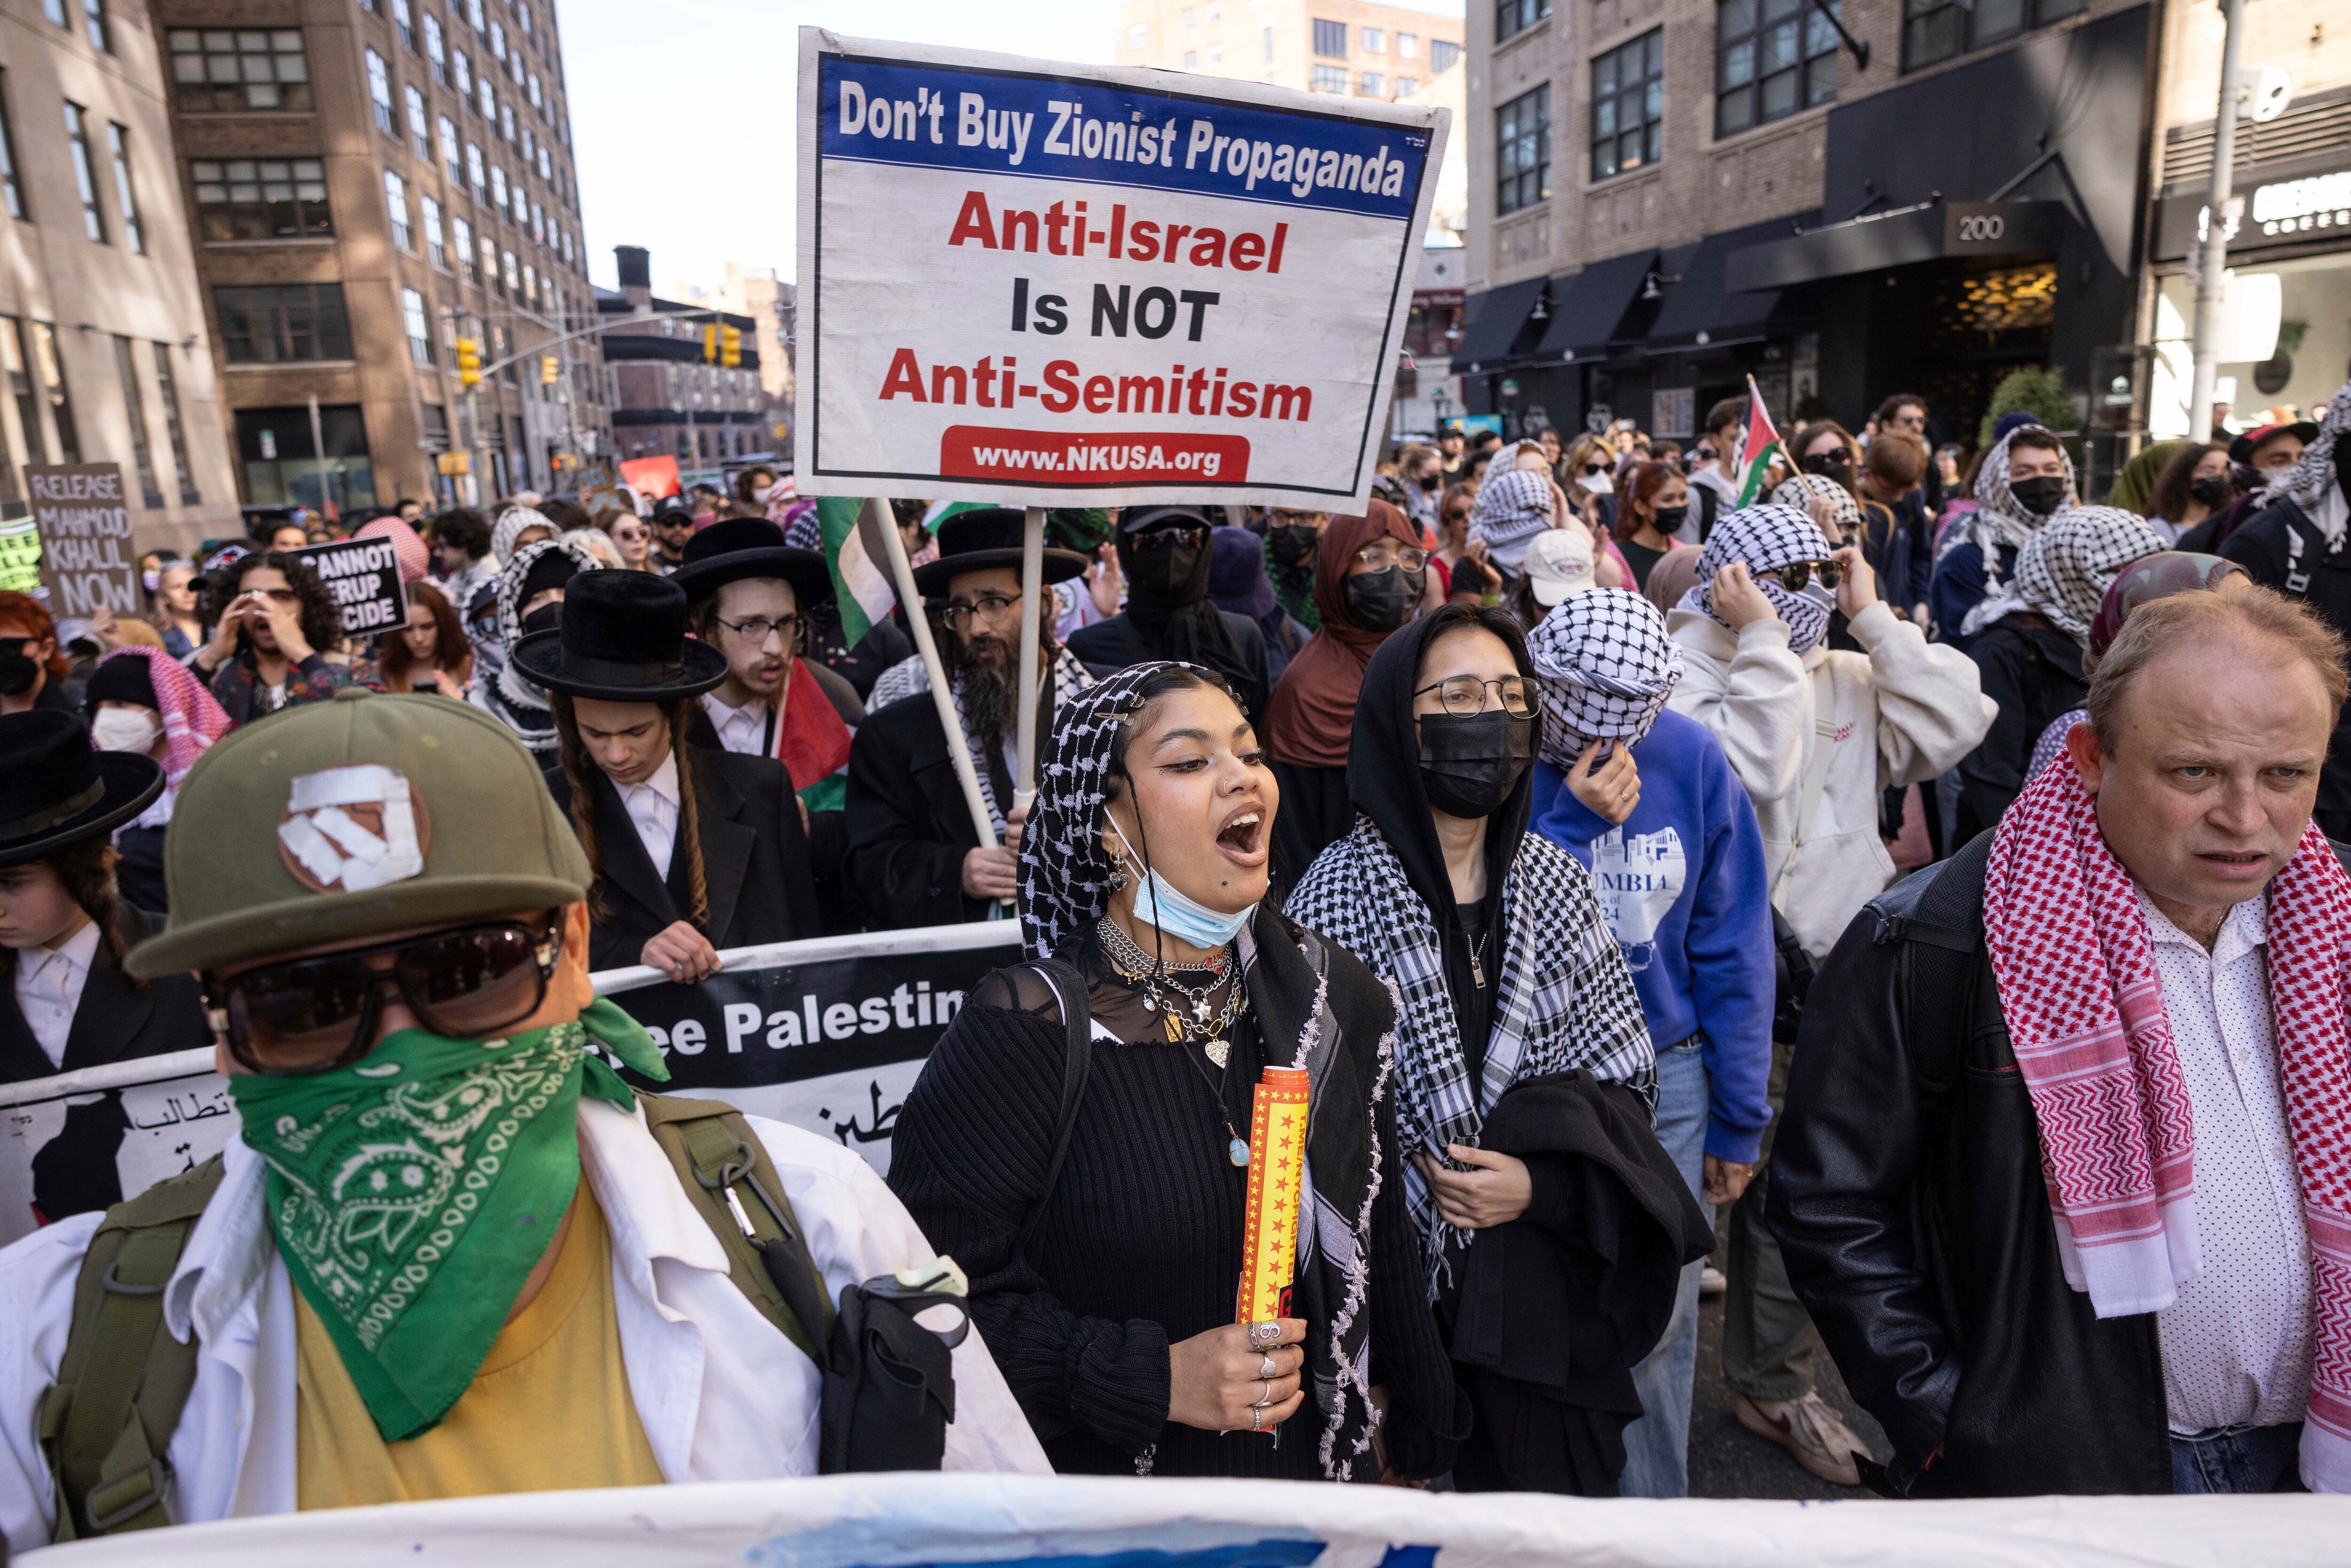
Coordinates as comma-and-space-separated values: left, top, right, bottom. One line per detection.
720, 324, 742, 368
702, 323, 719, 363
456, 336, 482, 387
540, 355, 559, 384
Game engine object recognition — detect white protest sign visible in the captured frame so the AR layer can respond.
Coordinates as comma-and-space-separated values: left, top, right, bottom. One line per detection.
793, 30, 1448, 509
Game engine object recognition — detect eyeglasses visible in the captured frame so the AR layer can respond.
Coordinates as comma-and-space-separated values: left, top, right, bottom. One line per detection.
1131, 526, 1207, 552
1354, 541, 1430, 573
941, 592, 1022, 630
1414, 674, 1533, 717
713, 613, 801, 648
1760, 559, 1844, 592
1268, 510, 1325, 528
1578, 461, 1608, 476
205, 917, 564, 1075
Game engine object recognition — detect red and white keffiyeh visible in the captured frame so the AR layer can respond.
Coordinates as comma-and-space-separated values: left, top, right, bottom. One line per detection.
1984, 753, 2351, 1485
90, 646, 232, 795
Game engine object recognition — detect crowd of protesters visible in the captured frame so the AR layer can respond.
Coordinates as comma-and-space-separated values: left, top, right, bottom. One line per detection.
0, 377, 2348, 1544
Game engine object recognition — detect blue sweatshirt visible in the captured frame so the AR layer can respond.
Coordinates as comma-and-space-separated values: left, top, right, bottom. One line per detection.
1528, 709, 1775, 1163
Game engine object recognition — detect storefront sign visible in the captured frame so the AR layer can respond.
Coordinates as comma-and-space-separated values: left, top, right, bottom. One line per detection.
793, 29, 1448, 508
26, 464, 137, 619
2153, 162, 2351, 261
287, 535, 406, 639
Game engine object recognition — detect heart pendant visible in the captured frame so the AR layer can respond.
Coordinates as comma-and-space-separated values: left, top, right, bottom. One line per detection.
1203, 1040, 1229, 1068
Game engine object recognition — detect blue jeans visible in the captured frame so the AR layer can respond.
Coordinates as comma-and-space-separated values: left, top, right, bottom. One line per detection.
1617, 1037, 1711, 1497
2171, 1422, 2305, 1494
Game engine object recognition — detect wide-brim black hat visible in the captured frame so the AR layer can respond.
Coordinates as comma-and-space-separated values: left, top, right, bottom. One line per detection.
509, 569, 729, 703
910, 506, 1090, 598
670, 517, 836, 611
0, 711, 165, 869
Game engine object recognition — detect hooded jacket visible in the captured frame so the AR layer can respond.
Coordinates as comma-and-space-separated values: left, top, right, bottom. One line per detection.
1928, 427, 2077, 646
1066, 519, 1269, 719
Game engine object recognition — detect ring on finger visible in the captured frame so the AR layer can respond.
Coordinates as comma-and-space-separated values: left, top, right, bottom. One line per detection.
1249, 1406, 1264, 1430
1249, 1320, 1283, 1347
1258, 1353, 1278, 1380
1253, 1383, 1274, 1410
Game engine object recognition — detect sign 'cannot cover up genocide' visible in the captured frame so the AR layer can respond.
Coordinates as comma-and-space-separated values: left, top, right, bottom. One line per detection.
793, 30, 1449, 509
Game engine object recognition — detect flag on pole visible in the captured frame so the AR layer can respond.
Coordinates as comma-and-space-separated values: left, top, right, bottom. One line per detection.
818, 497, 897, 646
1731, 377, 1786, 507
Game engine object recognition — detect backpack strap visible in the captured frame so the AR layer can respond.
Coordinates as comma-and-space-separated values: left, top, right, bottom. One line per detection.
39, 1154, 227, 1544
639, 1093, 835, 1361
1015, 958, 1094, 1262
1874, 828, 1994, 1099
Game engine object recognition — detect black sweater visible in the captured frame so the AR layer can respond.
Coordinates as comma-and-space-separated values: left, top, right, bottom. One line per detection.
888, 980, 1460, 1479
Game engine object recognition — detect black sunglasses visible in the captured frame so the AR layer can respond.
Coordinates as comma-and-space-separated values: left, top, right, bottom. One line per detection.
1764, 559, 1843, 591
206, 915, 564, 1075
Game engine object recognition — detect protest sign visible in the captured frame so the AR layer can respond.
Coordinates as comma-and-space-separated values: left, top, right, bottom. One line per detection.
287, 535, 406, 639
619, 454, 682, 499
793, 30, 1448, 509
0, 518, 39, 594
27, 463, 137, 618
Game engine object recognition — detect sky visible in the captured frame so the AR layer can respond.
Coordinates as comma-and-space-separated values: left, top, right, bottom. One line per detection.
558, 0, 1464, 297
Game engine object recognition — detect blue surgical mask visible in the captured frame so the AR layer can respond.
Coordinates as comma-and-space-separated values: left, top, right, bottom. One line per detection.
1107, 812, 1256, 949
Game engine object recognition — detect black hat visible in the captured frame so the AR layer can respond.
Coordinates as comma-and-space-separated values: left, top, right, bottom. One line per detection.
2229, 421, 2320, 467
520, 549, 582, 609
510, 569, 728, 703
670, 516, 835, 612
0, 711, 164, 869
910, 507, 1090, 598
84, 654, 159, 714
1117, 505, 1217, 536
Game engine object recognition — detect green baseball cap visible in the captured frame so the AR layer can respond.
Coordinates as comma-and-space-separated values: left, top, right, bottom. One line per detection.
127, 688, 590, 978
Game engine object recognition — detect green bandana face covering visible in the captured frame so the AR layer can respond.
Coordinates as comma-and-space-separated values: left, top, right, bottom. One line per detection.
229, 996, 666, 1441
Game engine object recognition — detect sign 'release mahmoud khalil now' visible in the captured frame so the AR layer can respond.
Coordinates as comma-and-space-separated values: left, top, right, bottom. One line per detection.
794, 29, 1449, 509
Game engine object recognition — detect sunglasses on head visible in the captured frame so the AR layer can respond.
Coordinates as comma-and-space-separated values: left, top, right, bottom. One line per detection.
1761, 558, 1843, 591
205, 915, 565, 1075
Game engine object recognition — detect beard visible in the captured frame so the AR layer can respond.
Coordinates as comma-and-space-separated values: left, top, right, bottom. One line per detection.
957, 645, 1012, 753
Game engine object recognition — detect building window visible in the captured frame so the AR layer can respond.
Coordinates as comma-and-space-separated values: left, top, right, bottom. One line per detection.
1495, 84, 1549, 214
529, 198, 544, 244
0, 73, 24, 220
235, 404, 375, 510
403, 287, 434, 365
24, 321, 80, 462
528, 71, 542, 110
424, 11, 445, 79
63, 103, 104, 242
43, 0, 66, 28
452, 48, 471, 97
439, 114, 460, 181
466, 141, 485, 198
1360, 71, 1384, 95
482, 235, 500, 293
366, 48, 394, 132
105, 123, 142, 253
151, 343, 196, 503
1397, 32, 1418, 57
489, 163, 507, 214
1361, 27, 1384, 52
500, 102, 516, 143
1432, 39, 1461, 71
1396, 76, 1420, 96
502, 248, 518, 293
1903, 0, 2083, 70
505, 44, 522, 87
167, 31, 313, 112
488, 18, 505, 59
1311, 63, 1348, 92
453, 214, 473, 281
191, 158, 330, 239
1591, 29, 1663, 180
112, 336, 160, 505
213, 283, 353, 362
385, 168, 410, 249
81, 0, 109, 52
517, 4, 531, 38
1181, 6, 1194, 28
478, 78, 495, 121
536, 145, 551, 181
1718, 0, 1838, 134
404, 84, 430, 157
1311, 18, 1346, 56
465, 0, 482, 32
422, 194, 445, 267
1496, 0, 1549, 42
521, 262, 536, 310
1262, 27, 1274, 62
391, 0, 414, 49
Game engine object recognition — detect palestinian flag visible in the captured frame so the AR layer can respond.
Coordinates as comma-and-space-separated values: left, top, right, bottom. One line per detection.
1731, 377, 1786, 507
817, 497, 899, 645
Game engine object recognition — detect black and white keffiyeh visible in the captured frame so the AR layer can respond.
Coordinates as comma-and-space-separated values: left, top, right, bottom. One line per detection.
1524, 590, 1683, 764
1466, 468, 1556, 570
2277, 380, 2351, 549
953, 647, 1097, 837
1676, 504, 1838, 653
476, 538, 598, 755
491, 505, 556, 564
1935, 423, 2078, 578
1962, 505, 2166, 642
1286, 819, 1653, 1298
1770, 473, 1862, 544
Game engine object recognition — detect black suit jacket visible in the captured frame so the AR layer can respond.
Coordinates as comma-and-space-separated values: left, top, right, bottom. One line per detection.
843, 692, 999, 931
0, 905, 210, 1085
678, 694, 855, 931
544, 749, 822, 972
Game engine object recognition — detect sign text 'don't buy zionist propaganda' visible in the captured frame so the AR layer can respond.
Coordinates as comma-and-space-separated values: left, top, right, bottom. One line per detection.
793, 31, 1449, 508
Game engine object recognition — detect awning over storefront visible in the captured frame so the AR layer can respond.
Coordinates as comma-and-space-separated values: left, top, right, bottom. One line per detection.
1725, 200, 2062, 294
1647, 213, 1820, 352
1454, 276, 1549, 374
1534, 250, 1657, 362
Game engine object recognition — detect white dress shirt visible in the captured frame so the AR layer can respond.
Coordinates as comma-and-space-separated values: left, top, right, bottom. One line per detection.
2142, 891, 2316, 1434
619, 752, 682, 882
698, 690, 771, 757
12, 920, 101, 1072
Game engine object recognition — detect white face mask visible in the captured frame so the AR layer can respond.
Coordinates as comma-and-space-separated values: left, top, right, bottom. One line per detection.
91, 707, 161, 755
1577, 471, 1614, 496
750, 482, 776, 505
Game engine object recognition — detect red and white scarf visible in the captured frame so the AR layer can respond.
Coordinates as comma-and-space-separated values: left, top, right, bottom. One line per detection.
1984, 754, 2351, 1485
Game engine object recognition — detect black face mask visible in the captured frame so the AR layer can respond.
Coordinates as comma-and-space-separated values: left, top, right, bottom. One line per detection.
0, 647, 36, 697
1651, 504, 1690, 535
521, 602, 563, 636
1802, 453, 1853, 486
1128, 539, 1203, 601
2334, 440, 2350, 497
1417, 473, 1442, 493
2009, 473, 2067, 517
1344, 566, 1421, 631
1418, 709, 1535, 819
2189, 475, 2233, 509
1269, 523, 1319, 568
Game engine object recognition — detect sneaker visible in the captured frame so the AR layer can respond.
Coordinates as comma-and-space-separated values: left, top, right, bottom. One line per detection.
1699, 1265, 1727, 1297
1734, 1391, 1864, 1487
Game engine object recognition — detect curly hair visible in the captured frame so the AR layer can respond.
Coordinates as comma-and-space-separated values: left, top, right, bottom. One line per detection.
206, 551, 344, 654
550, 694, 709, 929
2149, 441, 2229, 525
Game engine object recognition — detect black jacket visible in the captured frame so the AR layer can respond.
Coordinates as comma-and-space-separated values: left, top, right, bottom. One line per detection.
2221, 493, 2351, 832
1765, 840, 2172, 1497
544, 749, 821, 972
1448, 1071, 1712, 1495
1067, 610, 1270, 721
678, 702, 853, 930
0, 905, 208, 1085
1957, 616, 2085, 837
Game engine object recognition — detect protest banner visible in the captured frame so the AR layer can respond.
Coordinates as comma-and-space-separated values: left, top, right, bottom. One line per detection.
0, 922, 1022, 1246
793, 30, 1449, 509
619, 454, 682, 499
26, 463, 137, 618
287, 534, 406, 639
0, 517, 39, 594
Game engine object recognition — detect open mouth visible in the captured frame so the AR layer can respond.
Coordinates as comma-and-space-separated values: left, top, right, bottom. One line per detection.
1216, 808, 1265, 859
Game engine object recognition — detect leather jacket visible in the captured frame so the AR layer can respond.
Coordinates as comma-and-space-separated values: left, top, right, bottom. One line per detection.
1764, 848, 2171, 1497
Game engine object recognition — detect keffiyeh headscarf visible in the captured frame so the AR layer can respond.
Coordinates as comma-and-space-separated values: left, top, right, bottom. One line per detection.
90, 646, 232, 828
1770, 473, 1862, 544
2276, 381, 2350, 548
1677, 504, 1838, 654
1962, 505, 2167, 642
1018, 662, 1188, 959
1937, 423, 2078, 577
1525, 591, 1684, 763
1466, 468, 1555, 570
481, 538, 597, 753
491, 505, 557, 564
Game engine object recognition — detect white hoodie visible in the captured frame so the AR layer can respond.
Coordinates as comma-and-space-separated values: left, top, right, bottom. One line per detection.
1666, 601, 1996, 961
